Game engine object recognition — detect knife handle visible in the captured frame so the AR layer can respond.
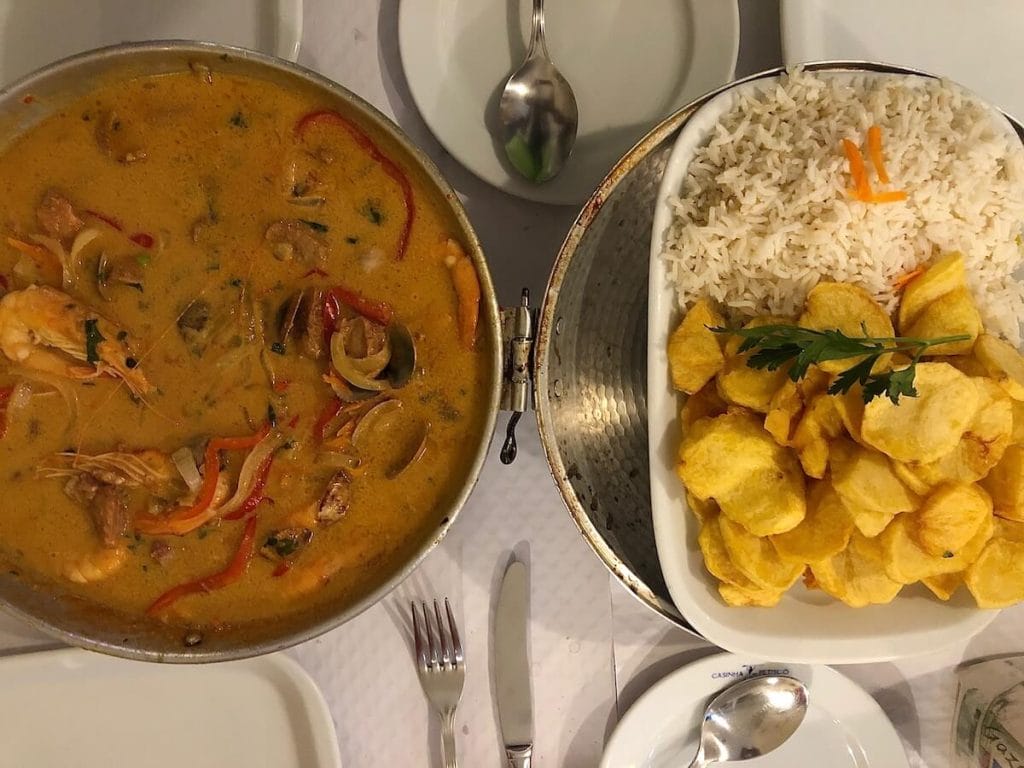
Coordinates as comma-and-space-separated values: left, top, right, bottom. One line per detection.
505, 744, 532, 768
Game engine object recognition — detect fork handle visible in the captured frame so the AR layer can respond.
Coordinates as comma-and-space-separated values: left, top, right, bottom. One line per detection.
505, 744, 533, 768
440, 710, 458, 768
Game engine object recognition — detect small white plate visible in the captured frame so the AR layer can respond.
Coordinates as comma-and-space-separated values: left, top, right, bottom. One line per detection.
398, 0, 739, 206
0, 0, 302, 87
0, 648, 341, 768
601, 652, 909, 768
647, 69, 1007, 664
780, 0, 1024, 123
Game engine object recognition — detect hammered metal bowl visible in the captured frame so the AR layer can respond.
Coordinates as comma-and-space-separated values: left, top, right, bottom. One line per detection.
533, 62, 978, 632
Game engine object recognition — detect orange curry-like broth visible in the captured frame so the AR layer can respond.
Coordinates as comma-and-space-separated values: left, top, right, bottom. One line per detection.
0, 67, 492, 628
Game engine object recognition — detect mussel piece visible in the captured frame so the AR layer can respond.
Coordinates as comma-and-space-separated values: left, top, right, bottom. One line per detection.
317, 471, 351, 525
276, 288, 326, 359
277, 290, 305, 349
351, 400, 403, 448
329, 317, 418, 393
383, 322, 417, 390
265, 219, 328, 264
177, 299, 212, 346
260, 527, 313, 563
386, 420, 430, 479
97, 253, 144, 300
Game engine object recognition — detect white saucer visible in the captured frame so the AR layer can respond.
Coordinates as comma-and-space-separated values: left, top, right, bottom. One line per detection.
0, 648, 341, 767
601, 652, 909, 768
398, 0, 739, 206
0, 0, 302, 87
781, 0, 1024, 122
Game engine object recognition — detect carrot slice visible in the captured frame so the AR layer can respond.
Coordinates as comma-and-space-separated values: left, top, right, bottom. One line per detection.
893, 266, 925, 291
842, 138, 872, 201
869, 190, 908, 204
146, 515, 259, 616
867, 125, 890, 184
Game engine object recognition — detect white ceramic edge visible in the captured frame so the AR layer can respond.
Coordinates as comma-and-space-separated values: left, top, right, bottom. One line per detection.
1, 647, 342, 767
599, 651, 910, 768
274, 0, 303, 62
397, 0, 740, 206
646, 68, 1012, 664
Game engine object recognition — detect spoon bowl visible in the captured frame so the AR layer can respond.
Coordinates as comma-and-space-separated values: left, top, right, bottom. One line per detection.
497, 0, 578, 183
687, 675, 809, 767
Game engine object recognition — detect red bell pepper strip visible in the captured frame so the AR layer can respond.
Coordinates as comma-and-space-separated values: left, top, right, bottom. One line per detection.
135, 425, 271, 533
324, 286, 393, 328
0, 387, 12, 439
295, 109, 415, 260
272, 562, 291, 578
147, 515, 259, 616
222, 453, 275, 521
84, 209, 124, 231
303, 267, 328, 278
287, 414, 300, 429
129, 232, 155, 249
313, 397, 342, 441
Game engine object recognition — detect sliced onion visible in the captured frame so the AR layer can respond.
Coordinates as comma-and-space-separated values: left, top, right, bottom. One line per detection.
330, 331, 389, 391
386, 420, 430, 479
351, 400, 402, 447
215, 430, 285, 518
171, 447, 203, 494
16, 369, 79, 428
28, 234, 70, 289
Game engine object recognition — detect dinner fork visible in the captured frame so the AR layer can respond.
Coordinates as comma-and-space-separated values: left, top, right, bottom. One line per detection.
412, 598, 465, 768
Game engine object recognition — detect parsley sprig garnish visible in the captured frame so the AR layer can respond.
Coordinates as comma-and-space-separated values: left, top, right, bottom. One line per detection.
711, 324, 971, 405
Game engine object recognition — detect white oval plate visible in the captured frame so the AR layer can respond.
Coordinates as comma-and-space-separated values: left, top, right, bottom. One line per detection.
0, 648, 341, 767
600, 652, 909, 768
0, 0, 303, 87
398, 0, 739, 206
647, 69, 1010, 664
780, 0, 1024, 123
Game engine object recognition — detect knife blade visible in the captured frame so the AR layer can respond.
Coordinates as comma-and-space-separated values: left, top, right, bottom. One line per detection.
495, 559, 534, 768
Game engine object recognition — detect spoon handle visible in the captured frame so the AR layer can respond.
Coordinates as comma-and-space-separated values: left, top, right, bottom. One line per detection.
528, 0, 548, 58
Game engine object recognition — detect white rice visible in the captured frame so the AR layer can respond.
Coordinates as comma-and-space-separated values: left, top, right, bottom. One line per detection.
660, 68, 1024, 343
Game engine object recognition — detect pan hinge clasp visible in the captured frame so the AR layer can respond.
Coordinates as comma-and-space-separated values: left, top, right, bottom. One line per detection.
499, 288, 537, 465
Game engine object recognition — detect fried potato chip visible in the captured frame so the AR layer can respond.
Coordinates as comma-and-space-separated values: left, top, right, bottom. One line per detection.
687, 492, 718, 525
912, 483, 992, 557
982, 444, 1024, 521
1011, 399, 1024, 445
678, 412, 806, 536
965, 536, 1024, 608
912, 379, 1012, 485
940, 353, 990, 378
668, 298, 726, 394
830, 439, 919, 536
718, 516, 805, 591
906, 287, 982, 356
922, 572, 962, 601
861, 362, 978, 463
832, 387, 867, 446
898, 252, 967, 330
716, 316, 792, 413
880, 512, 992, 584
975, 334, 1024, 402
680, 384, 728, 432
799, 282, 895, 374
791, 393, 844, 479
697, 518, 756, 589
890, 460, 933, 496
811, 530, 903, 607
770, 481, 854, 564
718, 582, 785, 607
764, 380, 800, 446
996, 517, 1024, 542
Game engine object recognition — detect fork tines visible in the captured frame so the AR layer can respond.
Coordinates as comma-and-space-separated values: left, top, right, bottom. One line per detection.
412, 598, 463, 671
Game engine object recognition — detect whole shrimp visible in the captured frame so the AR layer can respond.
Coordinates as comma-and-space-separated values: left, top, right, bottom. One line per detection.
0, 284, 151, 396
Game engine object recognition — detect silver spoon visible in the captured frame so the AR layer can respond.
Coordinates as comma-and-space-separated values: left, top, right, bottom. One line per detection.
685, 675, 809, 768
497, 0, 579, 183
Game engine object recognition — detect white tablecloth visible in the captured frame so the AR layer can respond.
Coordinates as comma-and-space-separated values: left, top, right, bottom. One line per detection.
1, 2, 1021, 766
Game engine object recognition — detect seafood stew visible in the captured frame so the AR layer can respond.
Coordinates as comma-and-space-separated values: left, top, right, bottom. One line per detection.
0, 61, 494, 637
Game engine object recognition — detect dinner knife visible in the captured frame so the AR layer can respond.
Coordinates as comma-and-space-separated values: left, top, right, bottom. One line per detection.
495, 559, 534, 768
